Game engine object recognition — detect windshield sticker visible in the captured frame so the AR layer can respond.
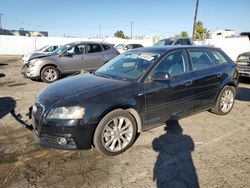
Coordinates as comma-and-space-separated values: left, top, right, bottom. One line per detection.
138, 54, 155, 61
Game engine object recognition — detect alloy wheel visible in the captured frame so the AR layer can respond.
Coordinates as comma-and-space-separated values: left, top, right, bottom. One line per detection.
101, 116, 134, 152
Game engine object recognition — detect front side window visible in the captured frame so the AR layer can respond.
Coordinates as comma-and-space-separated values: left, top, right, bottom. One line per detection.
189, 50, 215, 70
66, 44, 85, 55
153, 50, 190, 77
96, 52, 161, 81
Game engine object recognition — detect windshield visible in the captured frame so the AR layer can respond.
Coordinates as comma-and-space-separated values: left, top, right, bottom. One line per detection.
36, 45, 49, 51
115, 44, 125, 50
153, 39, 174, 47
95, 51, 161, 81
50, 44, 72, 55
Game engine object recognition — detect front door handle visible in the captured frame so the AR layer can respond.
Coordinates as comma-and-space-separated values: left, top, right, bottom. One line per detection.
217, 72, 222, 77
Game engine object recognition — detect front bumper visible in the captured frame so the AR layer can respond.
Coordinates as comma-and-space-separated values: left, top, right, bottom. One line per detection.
237, 61, 250, 77
11, 107, 97, 150
21, 64, 40, 79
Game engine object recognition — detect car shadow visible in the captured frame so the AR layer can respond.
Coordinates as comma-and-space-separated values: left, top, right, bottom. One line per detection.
0, 97, 16, 119
236, 87, 250, 102
152, 120, 199, 188
0, 73, 5, 78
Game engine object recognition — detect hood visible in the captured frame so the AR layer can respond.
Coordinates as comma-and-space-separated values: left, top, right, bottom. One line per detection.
37, 74, 130, 107
29, 52, 52, 60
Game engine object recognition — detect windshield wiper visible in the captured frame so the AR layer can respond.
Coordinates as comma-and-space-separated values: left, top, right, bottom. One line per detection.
96, 73, 112, 79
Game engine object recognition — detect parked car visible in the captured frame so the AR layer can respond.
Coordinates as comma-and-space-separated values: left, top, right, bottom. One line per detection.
115, 43, 143, 53
21, 41, 119, 83
12, 46, 238, 156
236, 51, 250, 77
22, 45, 61, 63
153, 38, 193, 47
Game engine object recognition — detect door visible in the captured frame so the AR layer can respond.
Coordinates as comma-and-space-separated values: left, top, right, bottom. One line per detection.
59, 44, 86, 73
82, 43, 104, 70
145, 50, 195, 127
189, 49, 224, 110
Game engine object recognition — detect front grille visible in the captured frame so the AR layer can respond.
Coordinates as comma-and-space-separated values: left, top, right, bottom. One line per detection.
33, 102, 44, 121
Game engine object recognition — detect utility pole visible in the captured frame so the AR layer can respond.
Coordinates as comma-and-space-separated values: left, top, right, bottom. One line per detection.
99, 24, 101, 38
192, 0, 199, 40
0, 13, 3, 30
130, 21, 133, 39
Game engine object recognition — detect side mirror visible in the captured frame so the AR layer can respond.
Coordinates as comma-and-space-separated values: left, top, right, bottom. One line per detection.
123, 47, 128, 50
150, 71, 170, 81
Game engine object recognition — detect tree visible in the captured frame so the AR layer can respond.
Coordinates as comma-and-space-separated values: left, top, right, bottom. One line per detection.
114, 30, 125, 38
178, 31, 189, 38
194, 21, 210, 40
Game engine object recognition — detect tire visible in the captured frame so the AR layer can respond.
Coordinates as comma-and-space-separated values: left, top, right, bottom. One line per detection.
93, 109, 137, 156
211, 86, 236, 115
41, 66, 59, 83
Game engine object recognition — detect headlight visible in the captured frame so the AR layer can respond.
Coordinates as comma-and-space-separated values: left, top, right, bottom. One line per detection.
47, 106, 85, 120
28, 58, 39, 66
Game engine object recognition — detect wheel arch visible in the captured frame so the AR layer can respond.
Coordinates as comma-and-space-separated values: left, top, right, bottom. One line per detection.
40, 64, 61, 76
94, 106, 143, 134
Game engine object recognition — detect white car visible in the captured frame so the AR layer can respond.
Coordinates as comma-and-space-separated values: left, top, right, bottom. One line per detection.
115, 43, 143, 54
21, 45, 61, 64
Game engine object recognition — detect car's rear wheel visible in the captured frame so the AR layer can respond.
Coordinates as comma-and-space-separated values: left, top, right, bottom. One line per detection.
41, 66, 59, 83
93, 109, 137, 156
211, 86, 236, 115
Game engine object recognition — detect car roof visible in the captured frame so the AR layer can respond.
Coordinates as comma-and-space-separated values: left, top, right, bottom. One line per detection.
128, 45, 221, 54
66, 41, 111, 46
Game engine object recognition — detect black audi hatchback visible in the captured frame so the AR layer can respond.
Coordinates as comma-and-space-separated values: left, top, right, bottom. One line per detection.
13, 46, 238, 156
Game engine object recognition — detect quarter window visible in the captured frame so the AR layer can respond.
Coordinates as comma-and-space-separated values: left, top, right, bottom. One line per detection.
103, 45, 111, 51
153, 50, 190, 77
189, 50, 215, 70
210, 51, 228, 65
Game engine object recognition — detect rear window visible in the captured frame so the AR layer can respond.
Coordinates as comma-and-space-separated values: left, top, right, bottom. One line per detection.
210, 51, 228, 65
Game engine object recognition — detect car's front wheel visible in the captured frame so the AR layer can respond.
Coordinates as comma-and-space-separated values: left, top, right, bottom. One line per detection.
93, 109, 137, 156
41, 66, 59, 83
211, 86, 236, 115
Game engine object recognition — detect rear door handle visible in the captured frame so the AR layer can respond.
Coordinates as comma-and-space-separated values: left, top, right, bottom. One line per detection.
184, 80, 193, 86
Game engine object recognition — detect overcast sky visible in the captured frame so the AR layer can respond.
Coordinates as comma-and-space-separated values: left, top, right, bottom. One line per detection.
1, 0, 250, 37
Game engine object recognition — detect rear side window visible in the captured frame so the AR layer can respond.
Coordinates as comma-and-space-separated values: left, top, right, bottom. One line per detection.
175, 39, 183, 45
184, 39, 192, 45
87, 44, 102, 53
103, 45, 111, 51
189, 50, 215, 70
210, 51, 228, 65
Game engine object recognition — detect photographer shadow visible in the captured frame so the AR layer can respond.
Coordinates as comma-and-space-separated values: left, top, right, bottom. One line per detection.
0, 97, 16, 119
153, 120, 199, 188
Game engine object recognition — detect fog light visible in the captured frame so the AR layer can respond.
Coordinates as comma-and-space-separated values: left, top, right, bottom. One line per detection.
57, 137, 67, 145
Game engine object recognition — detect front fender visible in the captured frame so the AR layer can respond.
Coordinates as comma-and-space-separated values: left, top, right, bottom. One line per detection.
83, 96, 144, 132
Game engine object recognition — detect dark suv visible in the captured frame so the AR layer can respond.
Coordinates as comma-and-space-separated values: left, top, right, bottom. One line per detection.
13, 46, 238, 156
